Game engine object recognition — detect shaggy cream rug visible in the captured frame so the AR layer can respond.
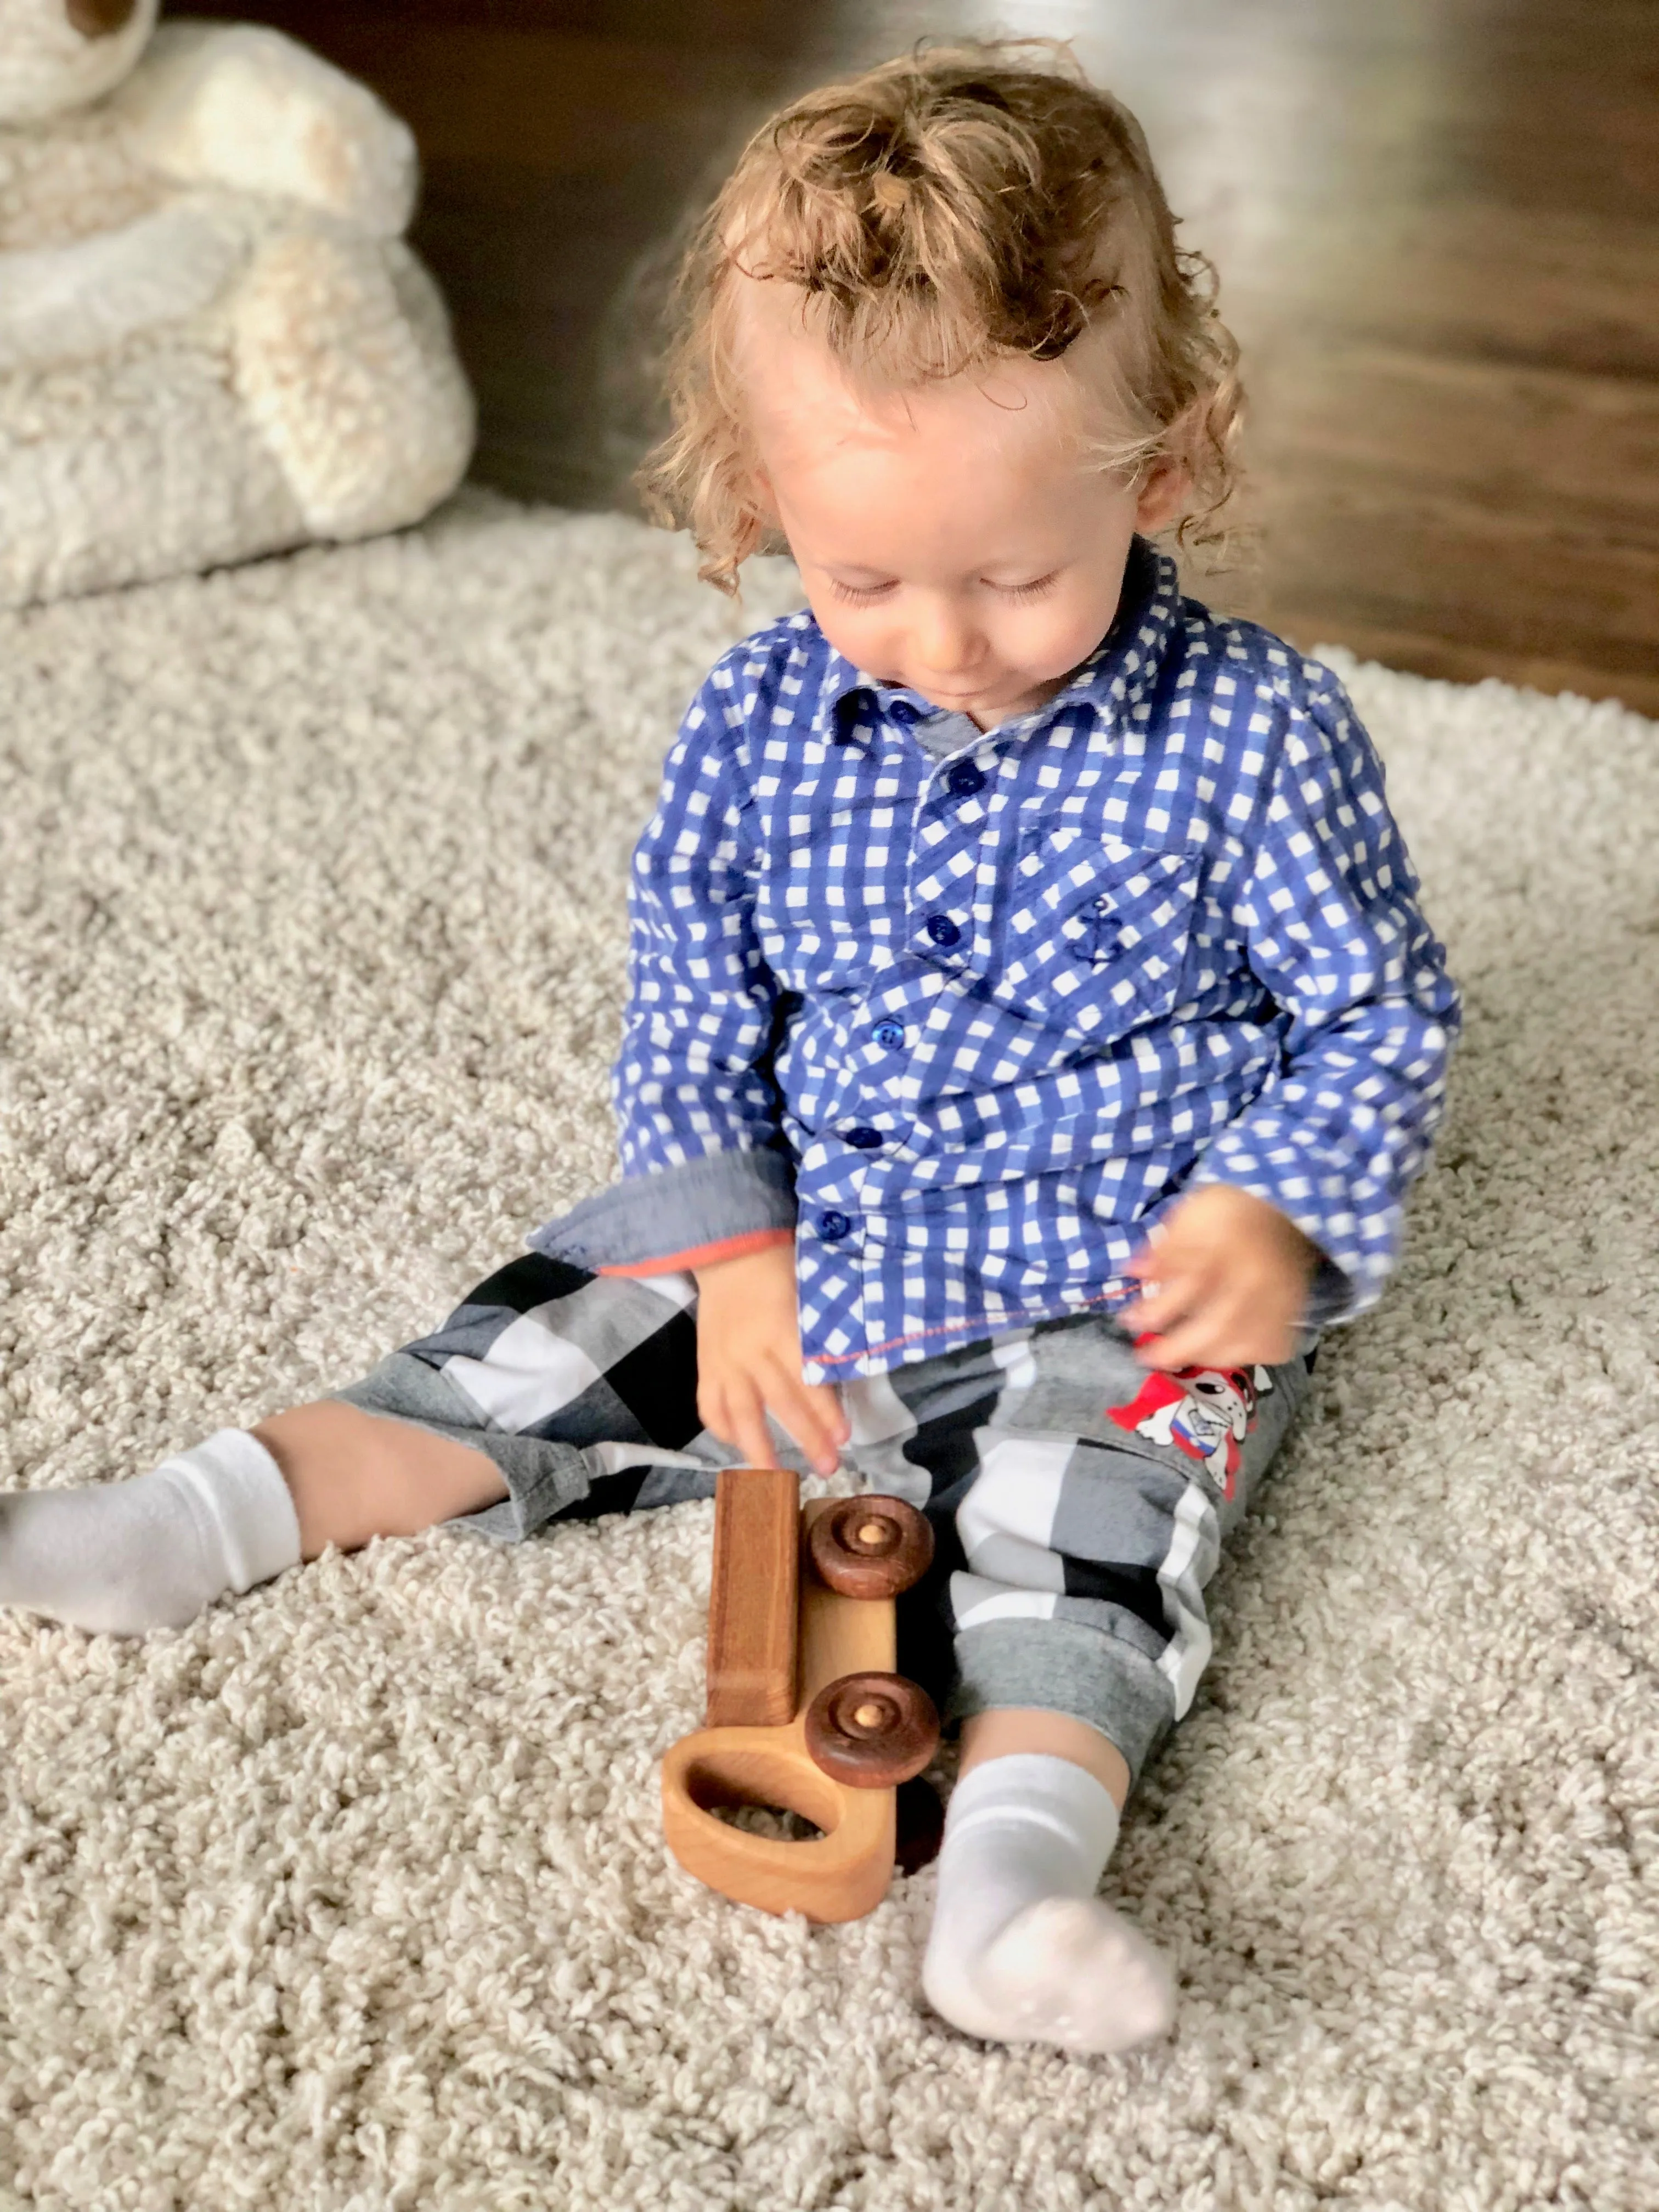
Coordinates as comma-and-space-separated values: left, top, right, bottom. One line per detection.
1, 495, 1655, 2212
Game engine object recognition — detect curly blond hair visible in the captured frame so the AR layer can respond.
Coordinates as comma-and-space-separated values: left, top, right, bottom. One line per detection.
637, 40, 1243, 594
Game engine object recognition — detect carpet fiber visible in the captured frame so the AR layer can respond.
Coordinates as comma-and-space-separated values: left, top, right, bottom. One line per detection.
1, 496, 1655, 2211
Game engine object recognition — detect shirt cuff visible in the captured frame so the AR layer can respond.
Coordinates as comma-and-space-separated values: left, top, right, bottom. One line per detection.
527, 1146, 797, 1276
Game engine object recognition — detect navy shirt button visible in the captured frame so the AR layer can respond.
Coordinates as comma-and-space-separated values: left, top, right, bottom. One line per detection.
945, 759, 986, 797
834, 687, 875, 739
888, 699, 919, 726
872, 1019, 906, 1049
844, 1126, 883, 1149
926, 913, 962, 947
817, 1210, 853, 1242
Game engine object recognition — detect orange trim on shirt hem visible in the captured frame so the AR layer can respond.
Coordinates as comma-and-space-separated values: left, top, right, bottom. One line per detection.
596, 1228, 795, 1278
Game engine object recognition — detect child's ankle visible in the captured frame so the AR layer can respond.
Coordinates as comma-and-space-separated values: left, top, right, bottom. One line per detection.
958, 1707, 1130, 1807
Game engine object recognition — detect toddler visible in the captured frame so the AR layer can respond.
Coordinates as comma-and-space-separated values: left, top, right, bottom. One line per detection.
0, 45, 1460, 2055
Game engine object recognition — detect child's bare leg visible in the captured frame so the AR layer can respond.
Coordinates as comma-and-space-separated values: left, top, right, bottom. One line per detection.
253, 1403, 507, 1559
958, 1706, 1130, 1803
0, 1401, 506, 1637
922, 1707, 1175, 2055
0, 1251, 712, 1639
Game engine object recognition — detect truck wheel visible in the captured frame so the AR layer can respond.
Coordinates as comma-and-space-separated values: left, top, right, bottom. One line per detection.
807, 1497, 934, 1599
804, 1670, 940, 1788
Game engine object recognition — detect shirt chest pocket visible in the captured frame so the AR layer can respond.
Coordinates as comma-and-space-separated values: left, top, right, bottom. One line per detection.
998, 830, 1203, 1034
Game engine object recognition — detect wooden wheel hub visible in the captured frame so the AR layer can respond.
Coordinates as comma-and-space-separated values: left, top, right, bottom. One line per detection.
804, 1669, 940, 1788
808, 1496, 934, 1600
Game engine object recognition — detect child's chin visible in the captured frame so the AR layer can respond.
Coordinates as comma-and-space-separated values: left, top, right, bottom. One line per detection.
927, 680, 1020, 712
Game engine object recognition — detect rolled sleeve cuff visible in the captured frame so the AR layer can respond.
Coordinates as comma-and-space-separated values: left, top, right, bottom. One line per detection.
1190, 1119, 1396, 1329
527, 1146, 797, 1276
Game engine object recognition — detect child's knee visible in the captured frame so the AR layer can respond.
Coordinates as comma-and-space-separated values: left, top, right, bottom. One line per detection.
253, 1402, 506, 1559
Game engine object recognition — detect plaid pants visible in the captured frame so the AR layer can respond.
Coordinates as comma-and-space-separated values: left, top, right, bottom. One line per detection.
335, 1253, 1313, 1781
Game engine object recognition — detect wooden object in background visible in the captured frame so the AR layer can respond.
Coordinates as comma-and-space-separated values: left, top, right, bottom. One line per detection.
661, 1481, 940, 1923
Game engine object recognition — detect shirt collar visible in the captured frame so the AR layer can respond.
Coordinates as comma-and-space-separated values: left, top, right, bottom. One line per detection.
813, 535, 1182, 748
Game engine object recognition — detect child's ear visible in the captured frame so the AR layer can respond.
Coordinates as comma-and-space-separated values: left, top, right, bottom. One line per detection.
1134, 455, 1190, 534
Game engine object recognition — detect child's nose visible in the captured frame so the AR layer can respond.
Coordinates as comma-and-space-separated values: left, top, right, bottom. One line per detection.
913, 601, 985, 680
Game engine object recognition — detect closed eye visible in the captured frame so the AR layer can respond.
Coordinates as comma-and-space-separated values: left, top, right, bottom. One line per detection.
989, 572, 1060, 602
830, 578, 899, 605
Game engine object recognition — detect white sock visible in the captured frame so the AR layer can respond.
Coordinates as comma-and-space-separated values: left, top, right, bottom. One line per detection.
0, 1430, 302, 1635
921, 1752, 1176, 2054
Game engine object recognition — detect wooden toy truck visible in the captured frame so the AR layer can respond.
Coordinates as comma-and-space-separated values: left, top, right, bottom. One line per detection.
661, 1468, 944, 1923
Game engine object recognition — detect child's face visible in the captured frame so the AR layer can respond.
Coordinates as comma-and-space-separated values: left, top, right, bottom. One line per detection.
741, 295, 1186, 730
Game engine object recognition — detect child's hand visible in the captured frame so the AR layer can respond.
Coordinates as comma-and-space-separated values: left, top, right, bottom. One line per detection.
1119, 1184, 1321, 1371
693, 1242, 850, 1477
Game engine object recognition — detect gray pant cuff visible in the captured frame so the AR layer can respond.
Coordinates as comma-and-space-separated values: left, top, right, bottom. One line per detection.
946, 1617, 1175, 1787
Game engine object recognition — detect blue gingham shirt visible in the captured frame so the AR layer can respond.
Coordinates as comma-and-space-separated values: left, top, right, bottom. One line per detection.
533, 539, 1461, 1380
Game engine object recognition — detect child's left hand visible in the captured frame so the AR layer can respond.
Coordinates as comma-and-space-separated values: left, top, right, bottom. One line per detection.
1119, 1184, 1322, 1372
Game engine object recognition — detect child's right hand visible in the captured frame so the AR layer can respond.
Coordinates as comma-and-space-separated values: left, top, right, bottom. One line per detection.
693, 1242, 849, 1477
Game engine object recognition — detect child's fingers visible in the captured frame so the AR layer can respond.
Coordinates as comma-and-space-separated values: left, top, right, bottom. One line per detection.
814, 1381, 851, 1446
1135, 1318, 1225, 1372
1120, 1253, 1219, 1338
1138, 1282, 1293, 1371
1127, 1273, 1233, 1368
766, 1364, 845, 1477
705, 1379, 779, 1471
1122, 1236, 1166, 1282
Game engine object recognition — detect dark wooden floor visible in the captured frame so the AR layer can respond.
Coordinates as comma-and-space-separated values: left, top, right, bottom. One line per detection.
174, 0, 1659, 712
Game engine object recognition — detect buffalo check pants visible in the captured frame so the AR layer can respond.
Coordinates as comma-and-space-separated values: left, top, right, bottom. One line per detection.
334, 1252, 1314, 1783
